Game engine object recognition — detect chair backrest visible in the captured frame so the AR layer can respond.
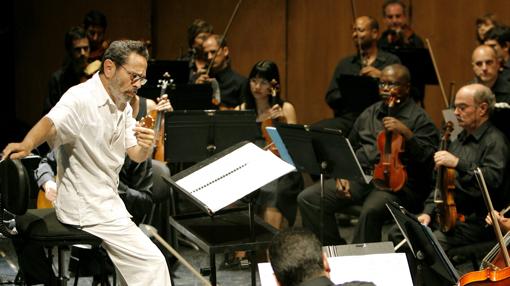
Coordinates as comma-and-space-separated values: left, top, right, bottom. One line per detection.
1, 159, 29, 215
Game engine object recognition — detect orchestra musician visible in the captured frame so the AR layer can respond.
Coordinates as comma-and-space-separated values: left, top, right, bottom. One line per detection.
484, 26, 510, 81
2, 40, 172, 286
193, 34, 247, 109
43, 26, 90, 115
415, 83, 509, 252
476, 13, 499, 44
83, 10, 109, 63
378, 0, 425, 51
298, 64, 439, 246
240, 60, 303, 230
471, 45, 510, 139
179, 18, 214, 82
318, 16, 401, 134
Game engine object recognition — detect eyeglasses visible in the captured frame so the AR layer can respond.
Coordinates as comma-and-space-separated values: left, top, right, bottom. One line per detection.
378, 81, 401, 89
118, 65, 147, 85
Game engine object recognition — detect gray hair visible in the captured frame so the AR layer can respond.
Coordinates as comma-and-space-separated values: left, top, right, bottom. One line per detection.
472, 84, 496, 113
100, 40, 149, 72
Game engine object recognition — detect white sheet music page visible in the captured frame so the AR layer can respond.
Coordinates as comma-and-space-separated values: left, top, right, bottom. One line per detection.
175, 142, 296, 213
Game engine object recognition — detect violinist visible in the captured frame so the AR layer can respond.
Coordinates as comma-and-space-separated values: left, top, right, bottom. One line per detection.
320, 16, 400, 133
43, 26, 90, 115
378, 0, 424, 52
83, 10, 109, 63
178, 19, 214, 83
240, 60, 303, 229
298, 64, 438, 245
193, 34, 246, 109
417, 84, 509, 252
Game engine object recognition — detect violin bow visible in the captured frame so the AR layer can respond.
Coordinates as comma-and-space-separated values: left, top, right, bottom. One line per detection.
425, 38, 449, 108
350, 0, 367, 67
205, 0, 243, 76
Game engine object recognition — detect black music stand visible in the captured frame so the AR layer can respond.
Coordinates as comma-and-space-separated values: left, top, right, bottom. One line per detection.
275, 124, 371, 244
386, 202, 459, 286
164, 141, 293, 285
137, 60, 190, 99
168, 84, 214, 110
164, 110, 260, 164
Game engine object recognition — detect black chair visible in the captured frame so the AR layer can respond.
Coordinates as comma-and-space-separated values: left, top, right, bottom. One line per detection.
0, 158, 102, 286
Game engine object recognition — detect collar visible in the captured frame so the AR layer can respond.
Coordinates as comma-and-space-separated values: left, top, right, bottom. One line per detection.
91, 72, 117, 109
457, 120, 491, 143
349, 49, 391, 66
375, 96, 414, 119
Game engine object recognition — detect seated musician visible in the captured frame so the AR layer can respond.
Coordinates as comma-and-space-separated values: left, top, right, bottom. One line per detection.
240, 60, 303, 230
298, 64, 439, 246
378, 0, 425, 51
486, 209, 510, 233
415, 83, 509, 252
268, 228, 375, 286
193, 34, 247, 109
317, 16, 400, 134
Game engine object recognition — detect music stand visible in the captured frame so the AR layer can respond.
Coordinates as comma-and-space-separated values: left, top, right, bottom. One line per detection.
137, 60, 190, 99
165, 110, 260, 164
386, 201, 459, 285
390, 48, 438, 86
275, 124, 371, 243
337, 74, 380, 114
169, 84, 214, 110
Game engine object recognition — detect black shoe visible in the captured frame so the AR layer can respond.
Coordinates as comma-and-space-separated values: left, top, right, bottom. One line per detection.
220, 253, 251, 270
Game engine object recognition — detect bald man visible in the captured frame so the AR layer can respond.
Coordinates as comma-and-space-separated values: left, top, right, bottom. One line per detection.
318, 16, 401, 134
417, 83, 509, 251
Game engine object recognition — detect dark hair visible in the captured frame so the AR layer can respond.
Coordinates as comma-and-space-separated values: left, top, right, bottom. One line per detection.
243, 60, 283, 111
382, 0, 406, 16
269, 228, 325, 285
187, 19, 214, 48
205, 34, 227, 48
64, 26, 87, 54
84, 10, 107, 29
485, 25, 510, 47
99, 40, 149, 73
358, 16, 379, 32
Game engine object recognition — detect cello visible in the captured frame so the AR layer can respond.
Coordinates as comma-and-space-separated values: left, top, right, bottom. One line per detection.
458, 168, 510, 285
433, 121, 459, 232
373, 93, 407, 192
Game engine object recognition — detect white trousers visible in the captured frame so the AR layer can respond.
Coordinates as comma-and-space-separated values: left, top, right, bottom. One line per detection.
82, 217, 172, 286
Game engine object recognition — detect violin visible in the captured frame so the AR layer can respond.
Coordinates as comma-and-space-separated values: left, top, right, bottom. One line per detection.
458, 168, 510, 285
373, 94, 407, 192
261, 79, 280, 156
433, 121, 459, 232
146, 72, 174, 162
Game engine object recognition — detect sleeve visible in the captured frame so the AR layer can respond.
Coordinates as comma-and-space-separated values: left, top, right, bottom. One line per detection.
34, 149, 57, 188
405, 113, 440, 164
45, 88, 84, 149
325, 62, 344, 109
124, 106, 138, 149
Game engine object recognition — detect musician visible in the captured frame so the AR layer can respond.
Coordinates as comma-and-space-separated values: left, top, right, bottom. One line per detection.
471, 45, 510, 139
194, 34, 247, 109
417, 83, 509, 251
476, 13, 498, 44
83, 10, 109, 63
320, 16, 400, 134
484, 26, 510, 81
298, 64, 439, 245
378, 0, 425, 51
2, 40, 172, 285
240, 60, 303, 229
269, 228, 376, 286
178, 19, 214, 82
43, 26, 90, 115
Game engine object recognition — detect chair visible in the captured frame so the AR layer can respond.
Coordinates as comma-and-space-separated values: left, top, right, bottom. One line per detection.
0, 158, 102, 286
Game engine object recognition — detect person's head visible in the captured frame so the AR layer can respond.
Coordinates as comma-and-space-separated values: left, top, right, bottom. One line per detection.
382, 0, 407, 31
476, 13, 498, 44
352, 16, 379, 51
187, 19, 214, 49
202, 34, 229, 71
472, 45, 500, 87
379, 64, 411, 104
84, 10, 107, 50
100, 40, 149, 110
269, 228, 330, 286
484, 25, 510, 63
245, 60, 282, 110
64, 26, 89, 69
454, 84, 494, 133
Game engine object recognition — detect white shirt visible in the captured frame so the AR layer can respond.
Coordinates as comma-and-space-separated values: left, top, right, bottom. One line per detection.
47, 73, 138, 226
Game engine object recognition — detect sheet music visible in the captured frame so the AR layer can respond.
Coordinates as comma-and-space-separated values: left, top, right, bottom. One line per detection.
442, 109, 461, 142
175, 142, 296, 213
258, 253, 413, 286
